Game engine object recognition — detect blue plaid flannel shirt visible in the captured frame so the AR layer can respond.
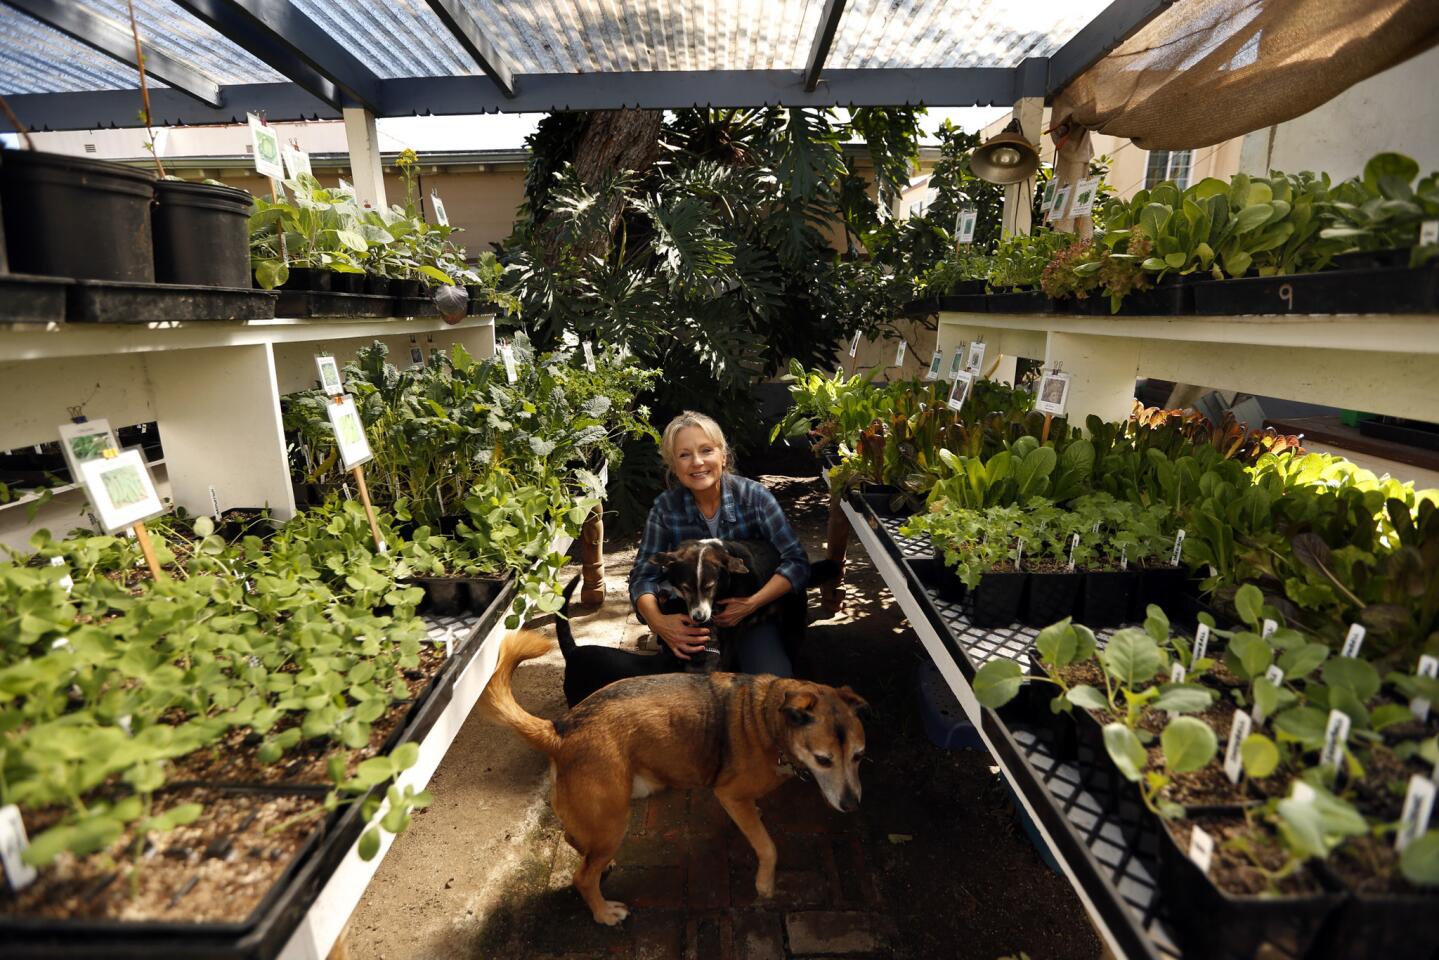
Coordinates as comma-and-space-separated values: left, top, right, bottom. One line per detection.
628, 474, 811, 606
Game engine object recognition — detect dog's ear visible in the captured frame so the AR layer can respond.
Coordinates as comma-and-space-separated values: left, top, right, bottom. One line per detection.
835, 685, 870, 716
649, 550, 680, 567
722, 553, 750, 574
781, 690, 818, 727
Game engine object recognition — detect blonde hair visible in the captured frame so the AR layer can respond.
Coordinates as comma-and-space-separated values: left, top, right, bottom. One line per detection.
660, 411, 731, 485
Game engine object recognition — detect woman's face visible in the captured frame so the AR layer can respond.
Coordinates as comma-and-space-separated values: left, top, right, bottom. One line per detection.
671, 426, 724, 495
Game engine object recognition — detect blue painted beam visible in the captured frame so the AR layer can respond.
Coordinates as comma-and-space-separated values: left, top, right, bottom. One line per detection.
1047, 0, 1176, 98
803, 0, 848, 93
424, 0, 515, 98
168, 0, 382, 111
1, 82, 336, 131
2, 0, 223, 106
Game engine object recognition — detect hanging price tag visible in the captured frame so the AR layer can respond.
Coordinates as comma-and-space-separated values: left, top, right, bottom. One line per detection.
894, 339, 907, 367
1321, 709, 1351, 771
282, 145, 311, 179
848, 331, 860, 358
247, 113, 284, 180
500, 343, 518, 383
1039, 179, 1056, 215
0, 804, 38, 891
1170, 529, 1186, 567
1068, 177, 1101, 218
1224, 710, 1253, 784
1411, 654, 1439, 721
1396, 774, 1437, 853
966, 340, 986, 374
1192, 623, 1211, 663
1046, 182, 1074, 223
924, 350, 942, 381
1341, 624, 1366, 658
956, 205, 977, 243
583, 341, 597, 372
1034, 370, 1071, 417
947, 371, 973, 412
948, 346, 965, 380
1187, 825, 1214, 876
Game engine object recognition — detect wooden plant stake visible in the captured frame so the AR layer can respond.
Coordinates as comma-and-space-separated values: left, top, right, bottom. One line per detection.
131, 520, 165, 581
350, 464, 385, 554
1041, 413, 1054, 445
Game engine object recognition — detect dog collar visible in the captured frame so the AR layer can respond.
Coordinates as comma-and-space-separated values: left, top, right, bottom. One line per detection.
778, 752, 810, 782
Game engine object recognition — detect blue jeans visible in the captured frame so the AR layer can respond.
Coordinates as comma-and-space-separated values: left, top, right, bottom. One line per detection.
732, 618, 793, 678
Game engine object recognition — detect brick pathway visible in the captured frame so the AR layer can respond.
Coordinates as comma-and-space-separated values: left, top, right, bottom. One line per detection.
472, 774, 896, 959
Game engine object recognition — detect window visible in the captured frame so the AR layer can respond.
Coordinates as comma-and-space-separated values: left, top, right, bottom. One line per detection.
1144, 149, 1193, 189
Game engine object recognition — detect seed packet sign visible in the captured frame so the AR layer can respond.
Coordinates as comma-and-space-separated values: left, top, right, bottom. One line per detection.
948, 346, 966, 380
1040, 179, 1056, 215
315, 355, 344, 396
925, 350, 942, 381
1069, 177, 1100, 218
247, 114, 284, 180
78, 448, 166, 535
57, 418, 118, 485
282, 145, 311, 180
956, 206, 977, 243
430, 191, 449, 226
966, 340, 986, 375
947, 371, 974, 411
327, 395, 373, 470
1033, 371, 1072, 416
1046, 183, 1073, 223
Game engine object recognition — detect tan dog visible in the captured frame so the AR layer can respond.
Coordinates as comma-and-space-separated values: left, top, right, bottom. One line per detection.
480, 630, 868, 925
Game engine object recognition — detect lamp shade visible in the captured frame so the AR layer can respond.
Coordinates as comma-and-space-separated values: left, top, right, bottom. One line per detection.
971, 127, 1041, 185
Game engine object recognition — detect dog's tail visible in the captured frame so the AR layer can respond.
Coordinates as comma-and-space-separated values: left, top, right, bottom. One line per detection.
808, 559, 841, 587
479, 630, 563, 757
555, 574, 582, 659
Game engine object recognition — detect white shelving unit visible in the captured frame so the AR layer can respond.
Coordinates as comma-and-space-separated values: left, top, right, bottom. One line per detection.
0, 314, 496, 547
937, 310, 1439, 425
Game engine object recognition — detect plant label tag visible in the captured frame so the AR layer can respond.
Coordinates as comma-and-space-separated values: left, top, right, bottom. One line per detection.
1068, 177, 1101, 218
1422, 220, 1439, 246
1040, 179, 1056, 215
327, 395, 373, 470
1066, 534, 1079, 572
925, 350, 942, 381
1170, 662, 1186, 684
209, 485, 222, 522
1187, 825, 1214, 876
1321, 709, 1350, 771
247, 114, 284, 180
1224, 710, 1253, 784
966, 340, 986, 375
117, 714, 132, 735
1014, 538, 1024, 571
1119, 545, 1128, 571
376, 539, 388, 555
1411, 654, 1439, 721
848, 331, 860, 358
409, 345, 425, 368
1265, 664, 1285, 686
947, 371, 973, 412
1047, 183, 1073, 223
895, 339, 906, 368
500, 344, 518, 383
315, 355, 345, 396
948, 346, 966, 379
282, 145, 311, 180
49, 556, 73, 594
1170, 529, 1186, 567
1262, 618, 1278, 639
1396, 774, 1436, 853
956, 205, 978, 243
1192, 623, 1211, 663
1341, 623, 1365, 658
583, 341, 596, 372
0, 805, 37, 891
343, 483, 353, 501
430, 192, 449, 226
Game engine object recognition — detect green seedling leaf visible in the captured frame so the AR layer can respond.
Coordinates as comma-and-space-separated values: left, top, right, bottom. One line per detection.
1151, 684, 1215, 714
1103, 722, 1147, 782
1228, 632, 1273, 680
1278, 643, 1329, 680
1274, 706, 1329, 748
1234, 584, 1264, 626
1240, 733, 1279, 778
1103, 628, 1162, 688
358, 826, 381, 861
1322, 657, 1380, 701
143, 803, 203, 834
973, 659, 1025, 708
1400, 832, 1439, 886
1066, 684, 1109, 711
1162, 716, 1217, 774
1276, 787, 1367, 860
391, 741, 420, 772
1372, 704, 1416, 731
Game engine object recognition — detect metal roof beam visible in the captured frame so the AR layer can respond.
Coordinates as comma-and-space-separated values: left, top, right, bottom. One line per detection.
423, 0, 515, 98
1047, 0, 1176, 98
0, 82, 337, 131
803, 0, 847, 92
2, 0, 223, 107
167, 0, 382, 111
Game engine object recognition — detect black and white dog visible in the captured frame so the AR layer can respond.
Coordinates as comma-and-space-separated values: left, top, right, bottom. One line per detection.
555, 539, 835, 705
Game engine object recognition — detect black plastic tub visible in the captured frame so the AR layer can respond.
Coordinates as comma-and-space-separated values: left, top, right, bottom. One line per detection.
152, 180, 252, 288
1080, 570, 1136, 629
1358, 416, 1439, 452
985, 290, 1052, 313
279, 268, 330, 293
465, 284, 485, 315
363, 274, 392, 296
391, 278, 420, 299
1191, 265, 1439, 315
273, 290, 392, 319
1155, 814, 1344, 960
0, 273, 71, 323
972, 571, 1026, 628
328, 272, 363, 294
67, 281, 276, 324
1092, 275, 1199, 316
0, 148, 155, 282
855, 487, 918, 518
1021, 571, 1082, 627
1312, 861, 1439, 960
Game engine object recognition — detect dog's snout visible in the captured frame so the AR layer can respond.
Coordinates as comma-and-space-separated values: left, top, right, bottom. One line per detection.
839, 789, 860, 813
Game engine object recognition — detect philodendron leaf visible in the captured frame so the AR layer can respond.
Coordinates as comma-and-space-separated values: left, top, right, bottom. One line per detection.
1161, 716, 1218, 774
1400, 832, 1439, 886
1103, 722, 1148, 782
973, 659, 1025, 708
1240, 733, 1280, 778
1102, 628, 1162, 688
1234, 583, 1264, 627
1066, 684, 1109, 711
1322, 657, 1381, 702
1151, 684, 1215, 714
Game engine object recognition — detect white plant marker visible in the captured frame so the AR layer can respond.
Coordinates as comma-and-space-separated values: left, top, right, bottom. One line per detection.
1411, 654, 1439, 721
1192, 623, 1211, 663
1187, 825, 1214, 875
1224, 711, 1252, 784
1341, 623, 1365, 658
1170, 530, 1185, 567
1395, 775, 1436, 853
1321, 709, 1351, 772
0, 805, 37, 891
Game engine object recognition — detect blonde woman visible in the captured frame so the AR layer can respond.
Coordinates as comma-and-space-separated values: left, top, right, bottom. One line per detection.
628, 411, 811, 677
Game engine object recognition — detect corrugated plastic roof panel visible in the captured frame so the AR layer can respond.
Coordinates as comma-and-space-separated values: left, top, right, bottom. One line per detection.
0, 6, 144, 94
84, 0, 284, 84
287, 0, 477, 79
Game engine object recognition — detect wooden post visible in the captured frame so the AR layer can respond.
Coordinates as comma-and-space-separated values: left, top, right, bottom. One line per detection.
822, 491, 850, 613
350, 465, 385, 553
131, 520, 164, 580
579, 504, 606, 605
1001, 97, 1044, 238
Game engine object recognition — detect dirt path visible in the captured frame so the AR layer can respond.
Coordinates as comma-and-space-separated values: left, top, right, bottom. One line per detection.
347, 461, 1099, 960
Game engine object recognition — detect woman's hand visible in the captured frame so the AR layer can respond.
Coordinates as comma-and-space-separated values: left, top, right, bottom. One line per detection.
714, 595, 761, 627
650, 612, 710, 660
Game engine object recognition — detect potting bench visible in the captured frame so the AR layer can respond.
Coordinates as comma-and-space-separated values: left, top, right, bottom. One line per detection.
0, 312, 496, 552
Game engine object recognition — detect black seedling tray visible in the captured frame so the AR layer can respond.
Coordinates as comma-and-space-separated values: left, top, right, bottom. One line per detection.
936, 292, 989, 312
986, 290, 1053, 313
274, 290, 394, 319
394, 296, 439, 317
0, 273, 71, 323
1358, 417, 1439, 452
1095, 277, 1198, 316
68, 281, 276, 323
1191, 265, 1439, 315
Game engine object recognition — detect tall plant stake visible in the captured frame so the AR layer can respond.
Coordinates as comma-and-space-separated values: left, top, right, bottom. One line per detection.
126, 0, 166, 179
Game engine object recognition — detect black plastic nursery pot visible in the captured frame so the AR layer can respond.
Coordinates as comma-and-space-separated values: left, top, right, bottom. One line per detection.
1020, 571, 1082, 627
935, 292, 988, 312
854, 486, 917, 518
1191, 264, 1439, 315
1079, 570, 1136, 629
152, 180, 252, 288
1090, 275, 1200, 316
1155, 816, 1344, 960
464, 284, 485, 314
1358, 416, 1439, 452
327, 271, 363, 294
1311, 862, 1439, 960
971, 570, 1027, 629
0, 147, 155, 282
363, 274, 392, 296
391, 278, 420, 299
278, 268, 331, 293
925, 546, 968, 603
1129, 564, 1190, 622
985, 289, 1052, 313
67, 281, 276, 324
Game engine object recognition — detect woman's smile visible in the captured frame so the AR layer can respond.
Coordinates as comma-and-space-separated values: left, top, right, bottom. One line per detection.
673, 426, 723, 494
